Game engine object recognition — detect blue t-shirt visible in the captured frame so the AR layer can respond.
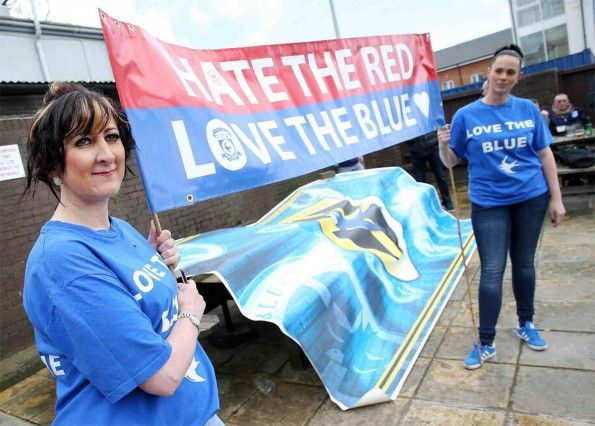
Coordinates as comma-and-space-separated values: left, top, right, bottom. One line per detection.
23, 218, 219, 426
449, 95, 551, 207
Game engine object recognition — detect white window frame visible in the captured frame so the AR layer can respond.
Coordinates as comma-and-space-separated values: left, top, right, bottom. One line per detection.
442, 80, 455, 90
470, 73, 484, 83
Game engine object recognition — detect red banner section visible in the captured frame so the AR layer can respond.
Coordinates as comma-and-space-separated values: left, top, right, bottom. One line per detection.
100, 9, 437, 115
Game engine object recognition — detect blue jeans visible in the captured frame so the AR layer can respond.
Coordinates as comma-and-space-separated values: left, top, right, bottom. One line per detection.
471, 192, 548, 345
411, 149, 453, 210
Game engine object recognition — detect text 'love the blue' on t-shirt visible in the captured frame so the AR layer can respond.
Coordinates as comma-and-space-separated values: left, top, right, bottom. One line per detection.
449, 95, 551, 207
23, 217, 219, 425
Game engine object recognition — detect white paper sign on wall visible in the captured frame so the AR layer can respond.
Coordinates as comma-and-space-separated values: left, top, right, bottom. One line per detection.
0, 145, 26, 182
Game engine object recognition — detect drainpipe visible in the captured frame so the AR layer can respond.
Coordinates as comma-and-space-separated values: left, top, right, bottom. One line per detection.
30, 0, 50, 81
328, 0, 341, 38
579, 0, 587, 50
507, 0, 518, 45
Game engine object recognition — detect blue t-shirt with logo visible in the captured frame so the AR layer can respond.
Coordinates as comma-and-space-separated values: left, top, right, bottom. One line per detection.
449, 95, 551, 207
23, 218, 219, 425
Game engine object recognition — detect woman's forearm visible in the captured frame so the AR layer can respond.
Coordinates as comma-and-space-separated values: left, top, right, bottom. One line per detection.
539, 147, 562, 202
439, 145, 459, 168
539, 146, 566, 226
140, 318, 199, 396
437, 126, 460, 167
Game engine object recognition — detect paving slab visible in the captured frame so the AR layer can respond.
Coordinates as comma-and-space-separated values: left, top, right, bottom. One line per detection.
450, 280, 472, 302
217, 342, 289, 376
536, 261, 595, 281
224, 382, 327, 425
26, 408, 52, 426
436, 301, 462, 326
0, 373, 54, 423
519, 331, 595, 370
539, 230, 595, 247
0, 346, 44, 393
398, 356, 430, 398
535, 278, 595, 303
307, 397, 408, 425
275, 362, 323, 387
416, 359, 515, 409
538, 243, 594, 265
542, 212, 595, 233
215, 373, 260, 420
401, 400, 505, 425
453, 299, 520, 330
0, 412, 34, 426
436, 326, 520, 365
511, 366, 595, 422
419, 325, 446, 358
507, 412, 593, 425
536, 301, 595, 332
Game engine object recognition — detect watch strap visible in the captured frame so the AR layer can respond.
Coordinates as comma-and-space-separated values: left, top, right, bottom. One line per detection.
178, 312, 201, 331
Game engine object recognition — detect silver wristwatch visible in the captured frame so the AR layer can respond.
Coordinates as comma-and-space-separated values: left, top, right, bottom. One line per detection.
178, 312, 201, 331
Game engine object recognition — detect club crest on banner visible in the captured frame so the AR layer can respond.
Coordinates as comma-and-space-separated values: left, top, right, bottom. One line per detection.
282, 196, 419, 281
100, 9, 445, 212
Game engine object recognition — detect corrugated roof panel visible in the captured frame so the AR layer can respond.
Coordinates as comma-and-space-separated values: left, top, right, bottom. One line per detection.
0, 26, 114, 83
81, 39, 114, 82
2, 33, 45, 82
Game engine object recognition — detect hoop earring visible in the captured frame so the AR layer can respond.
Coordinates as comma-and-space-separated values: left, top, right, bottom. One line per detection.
52, 176, 62, 186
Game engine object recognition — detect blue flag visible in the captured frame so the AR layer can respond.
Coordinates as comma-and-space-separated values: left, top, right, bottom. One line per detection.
177, 167, 475, 409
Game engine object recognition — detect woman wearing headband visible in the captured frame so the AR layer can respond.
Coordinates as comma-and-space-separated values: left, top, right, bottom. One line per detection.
437, 45, 565, 369
22, 83, 221, 424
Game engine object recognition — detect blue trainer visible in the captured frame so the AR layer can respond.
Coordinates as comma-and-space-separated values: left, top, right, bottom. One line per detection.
516, 321, 548, 350
464, 343, 496, 370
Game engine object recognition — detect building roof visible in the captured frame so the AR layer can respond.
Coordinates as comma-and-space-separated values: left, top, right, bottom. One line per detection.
0, 16, 114, 83
434, 28, 513, 70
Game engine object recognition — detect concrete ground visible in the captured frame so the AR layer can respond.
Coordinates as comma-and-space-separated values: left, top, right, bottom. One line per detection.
1, 205, 593, 425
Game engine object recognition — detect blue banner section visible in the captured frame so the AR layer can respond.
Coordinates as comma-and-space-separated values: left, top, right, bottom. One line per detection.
176, 168, 475, 409
127, 82, 443, 212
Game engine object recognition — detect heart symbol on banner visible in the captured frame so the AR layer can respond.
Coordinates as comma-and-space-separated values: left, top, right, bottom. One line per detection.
413, 92, 430, 118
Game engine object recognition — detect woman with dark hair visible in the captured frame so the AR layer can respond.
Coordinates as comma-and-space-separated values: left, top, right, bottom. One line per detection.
23, 82, 221, 424
437, 45, 565, 369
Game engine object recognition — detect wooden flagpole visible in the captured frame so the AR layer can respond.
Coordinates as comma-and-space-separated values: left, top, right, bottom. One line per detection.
152, 212, 176, 274
444, 138, 484, 367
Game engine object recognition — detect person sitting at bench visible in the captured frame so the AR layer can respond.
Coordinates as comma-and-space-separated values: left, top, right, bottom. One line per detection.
548, 93, 588, 136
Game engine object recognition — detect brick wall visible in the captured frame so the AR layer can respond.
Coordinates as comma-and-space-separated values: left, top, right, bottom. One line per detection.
438, 58, 491, 88
0, 115, 405, 359
441, 65, 594, 123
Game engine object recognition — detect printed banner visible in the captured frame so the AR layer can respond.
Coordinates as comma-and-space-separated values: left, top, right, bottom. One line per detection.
100, 10, 445, 213
176, 168, 476, 409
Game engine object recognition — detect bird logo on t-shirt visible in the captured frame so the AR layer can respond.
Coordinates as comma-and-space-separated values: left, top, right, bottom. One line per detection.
185, 357, 206, 382
499, 155, 519, 174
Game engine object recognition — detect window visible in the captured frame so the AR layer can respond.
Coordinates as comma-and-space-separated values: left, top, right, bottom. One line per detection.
470, 73, 484, 83
545, 24, 569, 59
517, 4, 540, 26
521, 32, 546, 65
541, 0, 564, 19
442, 80, 454, 90
516, 0, 536, 6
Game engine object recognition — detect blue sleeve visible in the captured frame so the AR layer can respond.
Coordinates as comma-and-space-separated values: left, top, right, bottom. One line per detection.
449, 109, 467, 159
46, 266, 172, 403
